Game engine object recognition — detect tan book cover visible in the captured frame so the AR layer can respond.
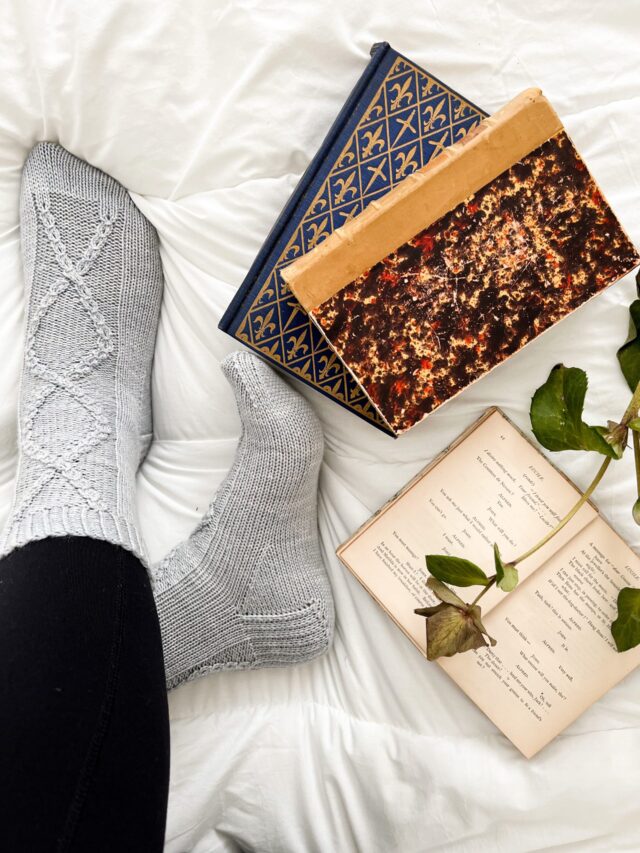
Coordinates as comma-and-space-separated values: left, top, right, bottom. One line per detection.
337, 408, 640, 757
282, 89, 640, 435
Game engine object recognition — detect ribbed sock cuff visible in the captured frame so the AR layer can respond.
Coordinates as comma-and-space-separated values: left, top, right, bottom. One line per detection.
0, 507, 147, 566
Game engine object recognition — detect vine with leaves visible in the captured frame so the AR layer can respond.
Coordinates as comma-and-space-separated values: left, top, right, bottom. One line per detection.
416, 273, 640, 661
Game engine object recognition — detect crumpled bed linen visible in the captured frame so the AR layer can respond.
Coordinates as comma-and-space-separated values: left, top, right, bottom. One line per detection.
1, 1, 639, 851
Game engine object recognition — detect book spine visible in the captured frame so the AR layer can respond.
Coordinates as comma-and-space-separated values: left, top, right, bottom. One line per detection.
218, 42, 392, 334
283, 89, 562, 311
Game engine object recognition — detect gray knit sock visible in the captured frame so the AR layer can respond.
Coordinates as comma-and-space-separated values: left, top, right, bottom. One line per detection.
0, 143, 163, 562
151, 351, 334, 689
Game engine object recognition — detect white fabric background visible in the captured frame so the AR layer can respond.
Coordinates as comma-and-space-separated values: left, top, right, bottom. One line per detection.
1, 2, 639, 851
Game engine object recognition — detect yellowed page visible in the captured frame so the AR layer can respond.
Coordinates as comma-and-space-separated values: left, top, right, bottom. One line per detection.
440, 518, 640, 757
338, 409, 597, 653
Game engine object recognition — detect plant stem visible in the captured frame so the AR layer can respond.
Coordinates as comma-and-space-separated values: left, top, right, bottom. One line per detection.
470, 577, 496, 606
634, 431, 640, 497
621, 378, 640, 425
510, 455, 612, 566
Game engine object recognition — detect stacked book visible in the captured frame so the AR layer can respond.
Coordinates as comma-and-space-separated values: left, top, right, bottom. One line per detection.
219, 42, 487, 435
220, 42, 637, 436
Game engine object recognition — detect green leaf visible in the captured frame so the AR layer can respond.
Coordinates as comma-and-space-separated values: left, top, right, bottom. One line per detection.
425, 604, 492, 661
493, 543, 519, 592
633, 499, 640, 527
530, 365, 621, 458
617, 279, 640, 392
425, 555, 489, 588
628, 418, 640, 432
611, 587, 640, 652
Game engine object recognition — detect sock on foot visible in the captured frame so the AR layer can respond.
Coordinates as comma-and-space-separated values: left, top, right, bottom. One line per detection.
151, 351, 334, 689
1, 143, 163, 562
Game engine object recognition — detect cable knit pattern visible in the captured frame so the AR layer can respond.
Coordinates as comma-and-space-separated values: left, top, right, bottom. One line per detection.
152, 351, 335, 690
0, 143, 163, 562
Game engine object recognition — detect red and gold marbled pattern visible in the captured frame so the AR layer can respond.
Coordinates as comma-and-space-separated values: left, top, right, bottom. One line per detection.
312, 130, 640, 433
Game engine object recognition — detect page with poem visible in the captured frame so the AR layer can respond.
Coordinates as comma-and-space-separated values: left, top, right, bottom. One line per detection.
338, 409, 597, 652
440, 517, 640, 756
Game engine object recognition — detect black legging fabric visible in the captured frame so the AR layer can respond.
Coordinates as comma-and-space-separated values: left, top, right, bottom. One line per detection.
0, 537, 170, 852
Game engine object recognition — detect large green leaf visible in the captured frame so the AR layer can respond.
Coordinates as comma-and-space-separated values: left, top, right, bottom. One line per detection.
425, 555, 489, 588
617, 273, 640, 392
494, 543, 519, 592
530, 365, 621, 458
611, 587, 640, 652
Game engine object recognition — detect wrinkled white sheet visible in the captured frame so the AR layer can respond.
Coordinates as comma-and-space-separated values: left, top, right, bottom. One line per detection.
1, 1, 639, 850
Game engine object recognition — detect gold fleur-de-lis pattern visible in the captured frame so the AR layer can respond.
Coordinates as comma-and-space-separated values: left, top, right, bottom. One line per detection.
233, 51, 486, 433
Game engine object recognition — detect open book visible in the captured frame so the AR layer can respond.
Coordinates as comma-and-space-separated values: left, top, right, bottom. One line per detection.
337, 408, 640, 757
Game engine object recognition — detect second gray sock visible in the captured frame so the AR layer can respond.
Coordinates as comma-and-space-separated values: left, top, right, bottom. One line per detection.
151, 352, 334, 689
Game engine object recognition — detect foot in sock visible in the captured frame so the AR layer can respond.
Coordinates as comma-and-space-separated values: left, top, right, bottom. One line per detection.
151, 351, 335, 689
1, 143, 163, 561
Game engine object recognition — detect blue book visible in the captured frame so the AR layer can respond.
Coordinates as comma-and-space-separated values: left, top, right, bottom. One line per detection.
219, 42, 487, 434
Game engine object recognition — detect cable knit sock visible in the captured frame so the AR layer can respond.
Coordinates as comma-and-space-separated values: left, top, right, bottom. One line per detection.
0, 143, 163, 562
152, 351, 334, 689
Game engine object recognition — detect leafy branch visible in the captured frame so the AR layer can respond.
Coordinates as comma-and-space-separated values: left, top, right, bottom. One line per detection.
415, 272, 640, 660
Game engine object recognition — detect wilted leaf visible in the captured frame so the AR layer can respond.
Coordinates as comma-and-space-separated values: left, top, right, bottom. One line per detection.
467, 605, 496, 648
425, 554, 489, 587
617, 276, 640, 392
611, 587, 640, 652
425, 603, 496, 661
603, 420, 629, 458
426, 576, 467, 606
530, 365, 621, 458
415, 578, 465, 617
494, 543, 519, 592
414, 602, 448, 618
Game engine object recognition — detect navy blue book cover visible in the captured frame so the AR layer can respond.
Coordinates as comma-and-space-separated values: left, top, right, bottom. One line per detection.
219, 42, 487, 434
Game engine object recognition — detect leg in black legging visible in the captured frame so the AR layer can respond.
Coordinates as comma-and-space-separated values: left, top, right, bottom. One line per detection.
0, 537, 170, 853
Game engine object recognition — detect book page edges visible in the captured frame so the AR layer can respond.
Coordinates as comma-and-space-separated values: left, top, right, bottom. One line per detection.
282, 88, 562, 311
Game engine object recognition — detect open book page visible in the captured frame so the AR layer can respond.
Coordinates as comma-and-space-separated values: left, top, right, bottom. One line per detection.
338, 409, 597, 652
440, 518, 640, 756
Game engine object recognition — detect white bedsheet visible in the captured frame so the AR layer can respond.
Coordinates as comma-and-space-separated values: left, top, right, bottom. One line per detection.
1, 1, 640, 850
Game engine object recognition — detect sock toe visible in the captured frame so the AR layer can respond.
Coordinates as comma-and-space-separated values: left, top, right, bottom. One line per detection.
221, 350, 273, 405
221, 350, 322, 439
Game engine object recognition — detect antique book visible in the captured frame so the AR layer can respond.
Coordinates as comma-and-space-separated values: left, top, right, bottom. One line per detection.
219, 42, 487, 435
337, 408, 640, 757
283, 89, 640, 436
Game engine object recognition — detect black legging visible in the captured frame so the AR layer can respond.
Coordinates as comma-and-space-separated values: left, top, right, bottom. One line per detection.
0, 537, 170, 852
